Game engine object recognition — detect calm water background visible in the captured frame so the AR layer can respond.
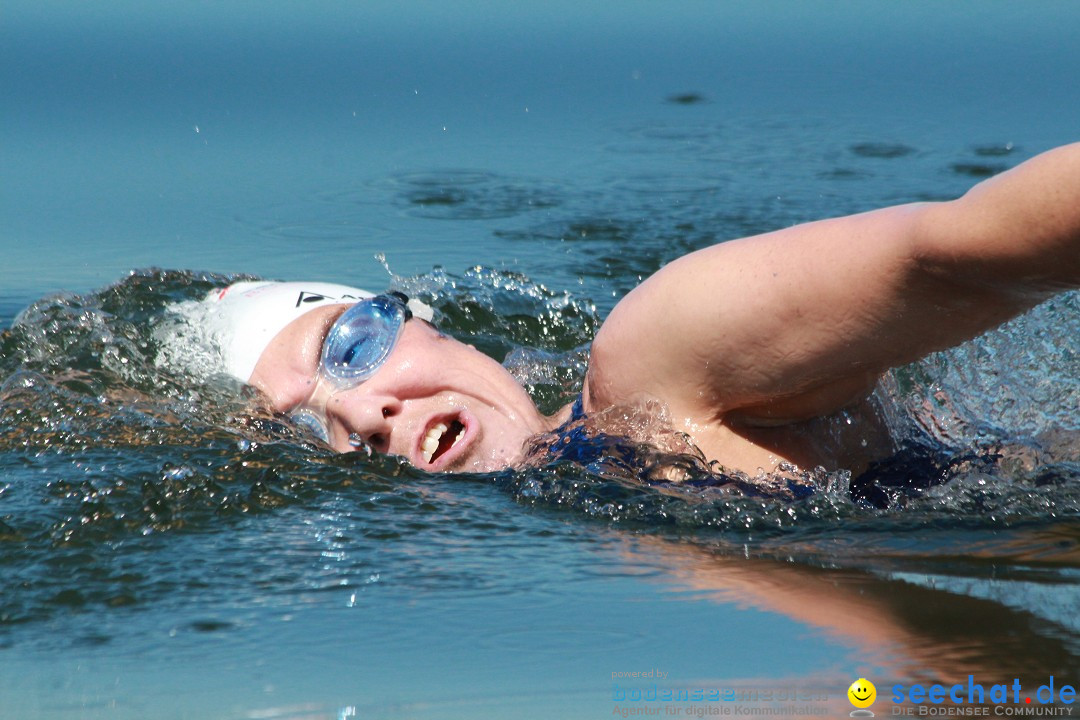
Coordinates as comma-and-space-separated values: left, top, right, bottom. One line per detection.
2, 1, 1080, 718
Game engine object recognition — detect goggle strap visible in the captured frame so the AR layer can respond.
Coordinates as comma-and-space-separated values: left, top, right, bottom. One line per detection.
385, 291, 413, 320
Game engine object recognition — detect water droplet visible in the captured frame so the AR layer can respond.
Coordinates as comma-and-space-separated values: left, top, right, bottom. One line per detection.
348, 433, 372, 456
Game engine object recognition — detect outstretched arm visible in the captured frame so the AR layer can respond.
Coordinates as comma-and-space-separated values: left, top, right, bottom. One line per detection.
587, 143, 1080, 427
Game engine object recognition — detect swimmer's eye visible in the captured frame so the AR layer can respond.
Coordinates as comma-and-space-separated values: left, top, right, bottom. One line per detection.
340, 335, 370, 366
290, 408, 329, 444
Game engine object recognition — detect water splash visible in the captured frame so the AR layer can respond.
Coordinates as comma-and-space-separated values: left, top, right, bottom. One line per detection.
3, 271, 1078, 536
1, 270, 1078, 639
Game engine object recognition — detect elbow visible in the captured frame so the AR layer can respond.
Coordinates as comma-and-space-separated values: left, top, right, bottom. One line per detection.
909, 197, 1077, 297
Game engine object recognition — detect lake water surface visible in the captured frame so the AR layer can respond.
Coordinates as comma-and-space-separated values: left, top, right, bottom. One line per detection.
2, 2, 1079, 718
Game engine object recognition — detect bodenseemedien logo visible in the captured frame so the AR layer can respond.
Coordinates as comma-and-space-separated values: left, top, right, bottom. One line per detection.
848, 678, 877, 717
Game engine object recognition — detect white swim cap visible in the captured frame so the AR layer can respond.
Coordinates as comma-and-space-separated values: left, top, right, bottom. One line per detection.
199, 281, 434, 382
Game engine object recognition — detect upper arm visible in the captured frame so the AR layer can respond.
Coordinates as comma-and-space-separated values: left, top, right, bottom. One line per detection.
587, 204, 939, 423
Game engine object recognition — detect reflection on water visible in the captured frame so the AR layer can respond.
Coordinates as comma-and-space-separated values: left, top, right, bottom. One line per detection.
388, 170, 563, 220
850, 143, 916, 159
634, 532, 1080, 681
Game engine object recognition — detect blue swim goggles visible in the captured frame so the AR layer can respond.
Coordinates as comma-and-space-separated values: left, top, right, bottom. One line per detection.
290, 292, 413, 444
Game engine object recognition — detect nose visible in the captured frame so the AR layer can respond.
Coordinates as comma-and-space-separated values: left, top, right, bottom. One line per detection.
325, 390, 403, 454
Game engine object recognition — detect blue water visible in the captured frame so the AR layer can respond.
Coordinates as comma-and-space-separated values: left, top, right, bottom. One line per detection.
3, 2, 1080, 718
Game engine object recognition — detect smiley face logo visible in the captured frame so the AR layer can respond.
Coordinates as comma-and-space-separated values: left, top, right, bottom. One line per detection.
848, 678, 877, 708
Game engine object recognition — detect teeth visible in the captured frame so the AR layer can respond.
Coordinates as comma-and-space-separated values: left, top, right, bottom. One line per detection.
421, 422, 447, 464
420, 421, 466, 464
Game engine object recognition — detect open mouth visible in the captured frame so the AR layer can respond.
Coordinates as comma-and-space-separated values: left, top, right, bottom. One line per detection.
421, 418, 466, 465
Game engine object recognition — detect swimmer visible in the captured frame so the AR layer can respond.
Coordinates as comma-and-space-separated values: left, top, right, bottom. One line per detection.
194, 143, 1080, 476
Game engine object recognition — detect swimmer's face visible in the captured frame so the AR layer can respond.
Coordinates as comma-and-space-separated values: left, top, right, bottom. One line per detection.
248, 304, 550, 472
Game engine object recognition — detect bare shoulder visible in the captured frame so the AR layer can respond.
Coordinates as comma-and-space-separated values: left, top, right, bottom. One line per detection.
584, 204, 926, 422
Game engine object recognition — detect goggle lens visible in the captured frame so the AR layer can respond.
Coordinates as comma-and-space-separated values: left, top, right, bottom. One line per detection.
321, 294, 409, 385
288, 293, 413, 444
